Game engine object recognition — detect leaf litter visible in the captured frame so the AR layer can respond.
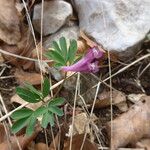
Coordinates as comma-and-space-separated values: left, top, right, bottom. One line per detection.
0, 0, 149, 150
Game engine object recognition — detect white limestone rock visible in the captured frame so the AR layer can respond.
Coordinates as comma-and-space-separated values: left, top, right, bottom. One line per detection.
74, 0, 150, 58
43, 25, 79, 49
33, 0, 73, 36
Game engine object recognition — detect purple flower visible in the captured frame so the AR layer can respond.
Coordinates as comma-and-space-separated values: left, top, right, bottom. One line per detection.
61, 47, 103, 73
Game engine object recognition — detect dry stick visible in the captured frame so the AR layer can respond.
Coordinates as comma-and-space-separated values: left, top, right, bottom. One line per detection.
0, 48, 52, 63
107, 50, 113, 148
22, 0, 45, 89
0, 75, 15, 79
0, 94, 22, 150
69, 73, 80, 150
0, 53, 150, 122
39, 0, 44, 85
50, 125, 57, 150
80, 82, 101, 150
40, 1, 48, 148
0, 111, 12, 150
138, 62, 150, 77
0, 66, 6, 76
87, 53, 150, 93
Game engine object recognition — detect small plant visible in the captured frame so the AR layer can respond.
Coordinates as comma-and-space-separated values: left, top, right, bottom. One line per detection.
45, 37, 103, 73
45, 36, 78, 67
11, 37, 103, 136
11, 78, 64, 136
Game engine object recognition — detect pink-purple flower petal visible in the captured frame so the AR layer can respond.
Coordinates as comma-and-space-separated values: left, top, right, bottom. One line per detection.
61, 47, 103, 73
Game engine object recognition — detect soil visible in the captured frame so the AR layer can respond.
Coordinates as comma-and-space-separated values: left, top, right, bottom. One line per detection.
0, 64, 17, 112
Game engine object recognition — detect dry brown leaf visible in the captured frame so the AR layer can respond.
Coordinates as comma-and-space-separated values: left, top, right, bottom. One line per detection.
127, 94, 146, 103
0, 124, 40, 150
68, 113, 97, 135
0, 0, 21, 44
80, 31, 105, 52
106, 95, 150, 150
63, 134, 98, 150
35, 143, 49, 150
77, 39, 88, 53
136, 138, 150, 149
95, 90, 128, 112
1, 25, 35, 70
15, 68, 42, 85
0, 124, 7, 143
11, 94, 42, 110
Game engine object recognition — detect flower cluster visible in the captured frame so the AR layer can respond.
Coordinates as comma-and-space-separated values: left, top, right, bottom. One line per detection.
61, 47, 103, 73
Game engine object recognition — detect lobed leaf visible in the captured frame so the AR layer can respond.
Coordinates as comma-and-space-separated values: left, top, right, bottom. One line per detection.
49, 106, 64, 116
26, 115, 37, 136
16, 87, 41, 103
41, 111, 49, 128
45, 50, 65, 65
11, 117, 29, 134
11, 108, 33, 120
68, 39, 77, 64
48, 112, 54, 127
52, 41, 62, 54
42, 78, 50, 98
59, 37, 67, 58
24, 82, 42, 97
48, 98, 64, 106
34, 106, 47, 117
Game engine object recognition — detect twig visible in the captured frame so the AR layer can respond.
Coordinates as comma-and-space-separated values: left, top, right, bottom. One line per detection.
138, 62, 150, 77
0, 48, 52, 63
0, 94, 22, 150
0, 75, 15, 79
69, 73, 80, 150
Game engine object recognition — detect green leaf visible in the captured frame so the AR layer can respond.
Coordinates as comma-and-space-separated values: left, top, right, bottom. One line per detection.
48, 112, 54, 127
41, 111, 49, 128
11, 108, 33, 120
41, 111, 55, 128
26, 115, 37, 136
59, 37, 67, 58
24, 82, 42, 98
68, 39, 77, 64
45, 50, 65, 65
11, 117, 29, 134
34, 106, 47, 117
16, 87, 41, 103
52, 41, 62, 54
54, 63, 64, 68
49, 106, 64, 116
48, 98, 64, 106
42, 78, 50, 98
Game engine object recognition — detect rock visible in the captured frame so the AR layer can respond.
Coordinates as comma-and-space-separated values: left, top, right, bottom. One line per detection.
74, 0, 150, 59
43, 25, 79, 49
33, 0, 73, 36
62, 73, 103, 105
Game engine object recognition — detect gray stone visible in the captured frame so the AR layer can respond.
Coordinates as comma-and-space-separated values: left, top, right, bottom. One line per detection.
33, 0, 73, 36
74, 0, 150, 58
43, 25, 79, 49
63, 73, 103, 105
